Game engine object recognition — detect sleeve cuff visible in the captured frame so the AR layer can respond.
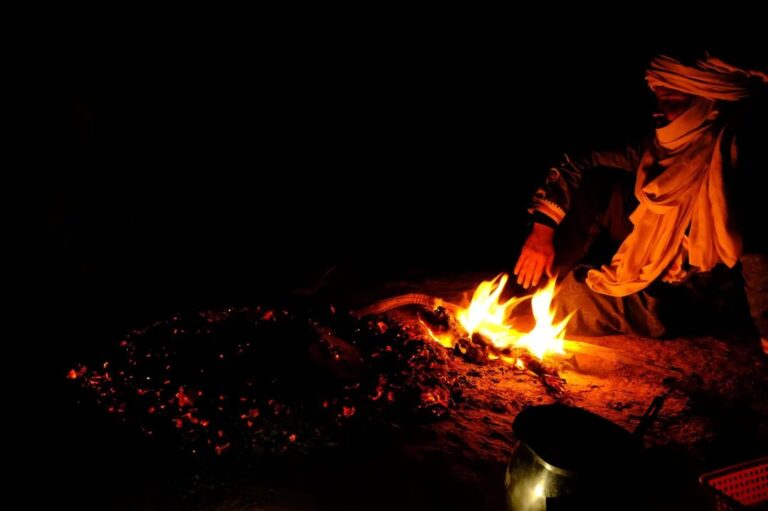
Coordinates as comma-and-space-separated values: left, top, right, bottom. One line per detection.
529, 198, 566, 225
532, 211, 558, 228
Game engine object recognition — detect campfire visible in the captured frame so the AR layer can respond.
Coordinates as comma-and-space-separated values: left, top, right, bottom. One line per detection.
65, 270, 768, 508
66, 271, 768, 498
67, 273, 581, 458
434, 273, 571, 362
364, 273, 578, 397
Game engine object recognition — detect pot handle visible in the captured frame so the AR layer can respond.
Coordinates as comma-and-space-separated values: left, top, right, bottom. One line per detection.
633, 393, 667, 440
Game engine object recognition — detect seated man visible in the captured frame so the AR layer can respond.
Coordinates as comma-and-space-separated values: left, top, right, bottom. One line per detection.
514, 54, 767, 338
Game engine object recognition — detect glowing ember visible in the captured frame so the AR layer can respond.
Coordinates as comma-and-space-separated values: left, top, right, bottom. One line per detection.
420, 320, 455, 348
72, 305, 462, 458
455, 273, 573, 360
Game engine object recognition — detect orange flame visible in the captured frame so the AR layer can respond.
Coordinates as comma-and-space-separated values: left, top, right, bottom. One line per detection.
419, 320, 455, 348
456, 273, 573, 360
514, 278, 572, 359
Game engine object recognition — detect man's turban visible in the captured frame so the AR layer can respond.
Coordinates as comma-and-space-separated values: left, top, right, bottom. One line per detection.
646, 54, 768, 101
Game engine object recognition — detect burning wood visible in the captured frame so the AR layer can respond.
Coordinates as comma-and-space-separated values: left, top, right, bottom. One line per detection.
359, 273, 689, 396
362, 274, 572, 357
358, 273, 576, 398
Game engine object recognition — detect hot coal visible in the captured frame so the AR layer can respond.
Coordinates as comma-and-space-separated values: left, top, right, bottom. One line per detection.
70, 305, 466, 459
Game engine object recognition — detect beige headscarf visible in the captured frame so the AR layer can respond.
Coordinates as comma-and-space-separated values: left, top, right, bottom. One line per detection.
646, 54, 768, 101
586, 55, 766, 297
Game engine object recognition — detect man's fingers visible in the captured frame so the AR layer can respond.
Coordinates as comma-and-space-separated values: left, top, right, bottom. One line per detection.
515, 254, 531, 283
522, 259, 537, 289
514, 253, 526, 276
545, 255, 555, 279
516, 263, 527, 285
516, 261, 527, 285
524, 267, 535, 289
516, 251, 555, 288
531, 259, 544, 287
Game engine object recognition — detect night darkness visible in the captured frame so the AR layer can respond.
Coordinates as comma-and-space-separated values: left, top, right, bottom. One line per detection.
7, 17, 767, 510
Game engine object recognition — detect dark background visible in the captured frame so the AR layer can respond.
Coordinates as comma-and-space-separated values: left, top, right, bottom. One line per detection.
18, 27, 766, 316
7, 17, 767, 509
15, 25, 767, 326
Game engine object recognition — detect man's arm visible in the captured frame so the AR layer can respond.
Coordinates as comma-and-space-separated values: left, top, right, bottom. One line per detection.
514, 142, 644, 289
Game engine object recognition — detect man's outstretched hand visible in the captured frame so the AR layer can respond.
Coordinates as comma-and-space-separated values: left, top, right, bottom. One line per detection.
514, 222, 555, 289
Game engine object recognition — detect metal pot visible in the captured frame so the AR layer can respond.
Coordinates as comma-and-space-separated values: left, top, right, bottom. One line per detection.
505, 404, 650, 511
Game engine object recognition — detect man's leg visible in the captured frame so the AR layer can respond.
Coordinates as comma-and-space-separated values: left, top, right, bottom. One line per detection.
554, 271, 667, 337
654, 262, 759, 342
